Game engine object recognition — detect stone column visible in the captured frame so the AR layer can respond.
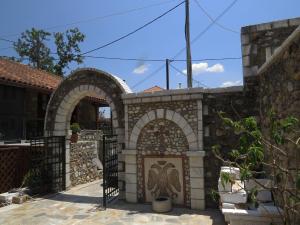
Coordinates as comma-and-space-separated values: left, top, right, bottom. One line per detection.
187, 151, 205, 209
197, 100, 203, 151
65, 132, 71, 190
122, 149, 138, 203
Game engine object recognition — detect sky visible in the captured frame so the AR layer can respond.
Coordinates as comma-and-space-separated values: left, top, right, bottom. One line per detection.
0, 0, 299, 92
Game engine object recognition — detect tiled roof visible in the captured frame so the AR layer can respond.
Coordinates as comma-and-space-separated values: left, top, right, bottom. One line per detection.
0, 58, 62, 92
143, 85, 164, 93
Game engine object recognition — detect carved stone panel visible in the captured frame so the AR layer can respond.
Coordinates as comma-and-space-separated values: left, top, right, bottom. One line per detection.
144, 157, 184, 205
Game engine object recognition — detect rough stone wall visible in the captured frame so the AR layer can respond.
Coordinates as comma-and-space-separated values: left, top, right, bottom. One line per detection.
258, 31, 300, 215
259, 34, 300, 122
136, 119, 191, 207
202, 88, 259, 208
70, 141, 102, 186
241, 17, 300, 78
252, 26, 300, 223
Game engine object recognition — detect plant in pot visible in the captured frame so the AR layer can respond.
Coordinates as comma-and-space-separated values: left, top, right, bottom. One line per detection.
70, 123, 80, 143
22, 168, 49, 195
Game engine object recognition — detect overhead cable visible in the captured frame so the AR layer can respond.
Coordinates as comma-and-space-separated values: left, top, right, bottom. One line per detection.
0, 0, 179, 39
193, 0, 239, 34
169, 63, 209, 88
132, 0, 239, 88
80, 1, 185, 55
85, 55, 241, 62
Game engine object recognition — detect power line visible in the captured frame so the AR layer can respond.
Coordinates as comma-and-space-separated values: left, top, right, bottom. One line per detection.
80, 1, 185, 55
85, 55, 241, 62
0, 0, 179, 39
0, 38, 15, 43
169, 63, 209, 88
131, 0, 239, 89
173, 0, 239, 59
85, 55, 164, 62
193, 0, 239, 34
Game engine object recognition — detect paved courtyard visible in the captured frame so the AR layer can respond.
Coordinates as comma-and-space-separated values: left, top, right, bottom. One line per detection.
0, 180, 226, 225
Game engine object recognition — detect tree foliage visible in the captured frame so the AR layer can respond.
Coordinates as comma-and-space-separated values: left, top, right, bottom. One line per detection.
53, 28, 85, 75
13, 27, 85, 76
212, 111, 300, 225
14, 28, 53, 71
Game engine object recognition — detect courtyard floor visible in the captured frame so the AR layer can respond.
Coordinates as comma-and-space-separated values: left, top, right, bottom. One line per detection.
0, 180, 226, 225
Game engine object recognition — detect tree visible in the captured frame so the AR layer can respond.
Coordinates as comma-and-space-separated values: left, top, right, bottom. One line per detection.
212, 111, 300, 225
53, 28, 85, 75
14, 28, 54, 71
14, 28, 85, 76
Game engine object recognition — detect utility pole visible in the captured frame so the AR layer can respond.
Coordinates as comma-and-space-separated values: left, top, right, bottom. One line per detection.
166, 59, 170, 90
185, 0, 193, 88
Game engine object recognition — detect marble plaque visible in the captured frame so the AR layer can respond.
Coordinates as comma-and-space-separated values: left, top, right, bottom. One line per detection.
144, 157, 184, 205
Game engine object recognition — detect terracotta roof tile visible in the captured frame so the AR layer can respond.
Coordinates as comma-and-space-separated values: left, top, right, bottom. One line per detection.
143, 85, 164, 93
0, 58, 62, 92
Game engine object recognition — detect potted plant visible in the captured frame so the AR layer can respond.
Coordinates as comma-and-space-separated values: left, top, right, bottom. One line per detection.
70, 123, 80, 143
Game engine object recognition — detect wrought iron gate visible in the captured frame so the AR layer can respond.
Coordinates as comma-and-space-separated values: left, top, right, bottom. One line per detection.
29, 136, 66, 194
102, 134, 119, 208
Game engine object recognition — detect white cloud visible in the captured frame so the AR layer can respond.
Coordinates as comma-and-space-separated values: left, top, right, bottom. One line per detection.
133, 64, 149, 74
221, 80, 242, 87
182, 62, 224, 75
206, 63, 224, 73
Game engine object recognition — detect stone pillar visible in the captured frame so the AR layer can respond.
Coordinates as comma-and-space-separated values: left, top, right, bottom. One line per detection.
122, 149, 137, 203
65, 137, 71, 189
197, 100, 203, 151
187, 151, 205, 209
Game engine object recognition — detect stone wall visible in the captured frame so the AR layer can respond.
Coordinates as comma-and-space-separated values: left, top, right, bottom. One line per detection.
70, 141, 102, 186
259, 28, 300, 123
127, 100, 199, 137
241, 17, 300, 78
258, 27, 300, 217
202, 87, 259, 208
123, 90, 205, 209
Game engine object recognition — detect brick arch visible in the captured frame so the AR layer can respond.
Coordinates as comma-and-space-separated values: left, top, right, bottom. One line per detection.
44, 68, 132, 137
128, 109, 197, 150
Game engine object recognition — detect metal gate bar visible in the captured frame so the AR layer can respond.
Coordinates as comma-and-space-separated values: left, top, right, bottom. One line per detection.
103, 134, 119, 208
29, 136, 65, 194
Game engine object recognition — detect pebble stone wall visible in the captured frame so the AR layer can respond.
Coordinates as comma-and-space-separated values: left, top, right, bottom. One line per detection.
70, 141, 102, 186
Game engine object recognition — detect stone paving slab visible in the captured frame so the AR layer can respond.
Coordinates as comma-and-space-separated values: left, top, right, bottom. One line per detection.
0, 180, 226, 225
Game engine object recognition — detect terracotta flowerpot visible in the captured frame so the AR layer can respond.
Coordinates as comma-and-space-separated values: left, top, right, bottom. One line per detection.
152, 196, 172, 213
70, 133, 78, 143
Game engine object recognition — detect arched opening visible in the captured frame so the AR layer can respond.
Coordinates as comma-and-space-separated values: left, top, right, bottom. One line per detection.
44, 68, 131, 190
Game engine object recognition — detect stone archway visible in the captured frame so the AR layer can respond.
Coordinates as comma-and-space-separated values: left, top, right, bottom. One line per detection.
128, 109, 198, 150
44, 68, 132, 189
124, 109, 205, 209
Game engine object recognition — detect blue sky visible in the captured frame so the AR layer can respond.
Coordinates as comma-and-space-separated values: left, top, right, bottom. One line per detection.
0, 0, 299, 92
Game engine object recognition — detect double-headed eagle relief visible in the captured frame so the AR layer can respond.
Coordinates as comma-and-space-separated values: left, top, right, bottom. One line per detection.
147, 160, 181, 199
